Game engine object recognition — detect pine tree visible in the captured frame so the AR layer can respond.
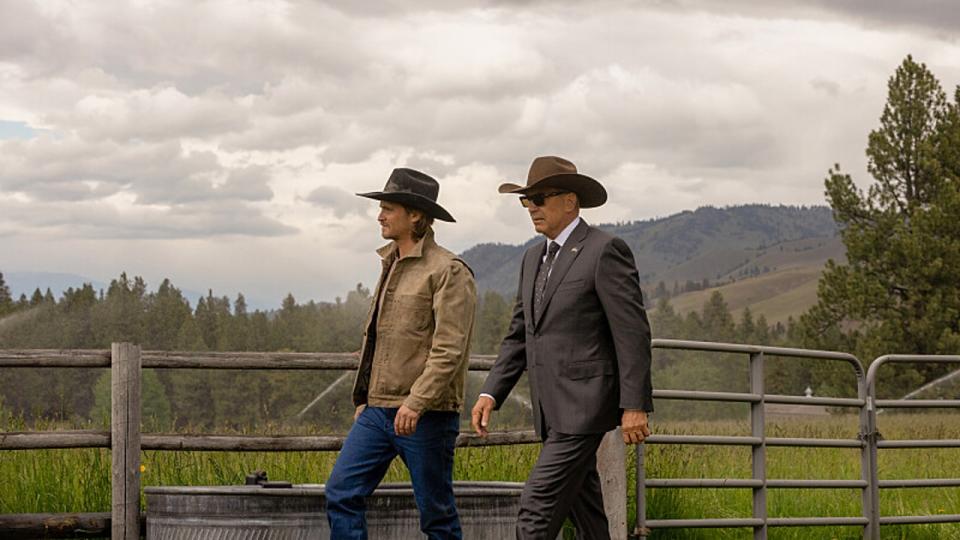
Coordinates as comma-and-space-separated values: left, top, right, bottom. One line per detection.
274, 293, 305, 351
143, 279, 192, 350
93, 273, 147, 344
700, 291, 736, 342
737, 307, 756, 343
223, 293, 250, 351
59, 284, 99, 348
800, 56, 960, 396
190, 291, 229, 350
0, 272, 13, 315
754, 314, 771, 345
653, 281, 668, 300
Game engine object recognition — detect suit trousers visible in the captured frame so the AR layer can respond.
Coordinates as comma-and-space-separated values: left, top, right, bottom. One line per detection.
517, 426, 610, 540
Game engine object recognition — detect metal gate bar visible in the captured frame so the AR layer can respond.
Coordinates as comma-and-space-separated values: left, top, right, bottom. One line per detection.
863, 354, 960, 536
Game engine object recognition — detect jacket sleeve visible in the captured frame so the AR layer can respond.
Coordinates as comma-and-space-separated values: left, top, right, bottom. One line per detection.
404, 260, 477, 412
479, 258, 528, 410
595, 237, 654, 412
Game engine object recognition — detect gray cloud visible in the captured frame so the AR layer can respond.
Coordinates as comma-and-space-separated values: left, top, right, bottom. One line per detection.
0, 137, 275, 204
402, 153, 459, 179
0, 134, 288, 238
221, 107, 338, 151
58, 87, 249, 142
0, 198, 296, 239
810, 78, 841, 97
304, 186, 370, 218
0, 2, 363, 91
670, 0, 960, 37
0, 1, 845, 179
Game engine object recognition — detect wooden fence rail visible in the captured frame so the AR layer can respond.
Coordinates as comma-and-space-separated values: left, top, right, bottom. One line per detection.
0, 350, 500, 370
0, 430, 542, 451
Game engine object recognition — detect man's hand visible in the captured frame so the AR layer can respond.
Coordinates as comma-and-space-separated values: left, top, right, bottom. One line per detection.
622, 409, 651, 444
354, 404, 366, 421
394, 405, 421, 436
471, 395, 495, 437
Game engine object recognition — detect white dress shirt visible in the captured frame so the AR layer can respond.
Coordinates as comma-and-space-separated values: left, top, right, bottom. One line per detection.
542, 216, 580, 264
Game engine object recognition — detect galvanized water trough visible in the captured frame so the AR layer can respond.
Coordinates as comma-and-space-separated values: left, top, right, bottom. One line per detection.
145, 481, 524, 539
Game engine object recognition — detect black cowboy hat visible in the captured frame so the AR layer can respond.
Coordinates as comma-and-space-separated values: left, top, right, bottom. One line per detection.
498, 155, 607, 208
357, 168, 455, 222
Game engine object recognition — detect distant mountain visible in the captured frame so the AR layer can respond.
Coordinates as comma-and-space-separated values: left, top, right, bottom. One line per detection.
461, 205, 841, 308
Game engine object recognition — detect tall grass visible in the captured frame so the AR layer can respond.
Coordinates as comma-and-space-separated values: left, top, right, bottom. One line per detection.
2, 413, 959, 538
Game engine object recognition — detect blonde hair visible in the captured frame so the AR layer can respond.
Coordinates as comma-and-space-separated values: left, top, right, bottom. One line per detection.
408, 207, 435, 241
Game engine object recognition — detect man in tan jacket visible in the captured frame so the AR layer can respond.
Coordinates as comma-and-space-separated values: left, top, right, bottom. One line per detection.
326, 168, 477, 540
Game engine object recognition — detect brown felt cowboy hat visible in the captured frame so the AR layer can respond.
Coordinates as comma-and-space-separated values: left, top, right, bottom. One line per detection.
498, 155, 607, 208
357, 168, 456, 222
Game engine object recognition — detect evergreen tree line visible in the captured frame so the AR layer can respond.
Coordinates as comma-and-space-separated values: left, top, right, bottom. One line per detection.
1, 270, 792, 427
0, 273, 372, 431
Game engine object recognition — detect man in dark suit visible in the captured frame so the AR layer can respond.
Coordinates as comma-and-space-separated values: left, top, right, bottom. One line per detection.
471, 156, 654, 540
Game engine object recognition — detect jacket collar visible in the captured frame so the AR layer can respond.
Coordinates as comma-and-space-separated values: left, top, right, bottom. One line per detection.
376, 228, 435, 262
548, 216, 581, 250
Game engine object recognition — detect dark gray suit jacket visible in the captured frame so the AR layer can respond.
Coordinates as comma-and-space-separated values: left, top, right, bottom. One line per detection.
481, 219, 653, 436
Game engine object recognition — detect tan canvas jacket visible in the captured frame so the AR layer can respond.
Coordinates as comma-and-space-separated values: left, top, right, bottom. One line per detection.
351, 229, 477, 412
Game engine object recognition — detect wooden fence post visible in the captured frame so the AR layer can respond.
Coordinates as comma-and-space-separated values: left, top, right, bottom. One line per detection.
111, 342, 141, 540
598, 427, 628, 540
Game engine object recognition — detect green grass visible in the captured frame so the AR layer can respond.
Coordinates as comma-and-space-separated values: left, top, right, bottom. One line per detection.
3, 414, 960, 538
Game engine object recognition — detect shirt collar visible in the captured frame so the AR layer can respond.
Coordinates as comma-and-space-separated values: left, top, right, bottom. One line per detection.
547, 216, 581, 249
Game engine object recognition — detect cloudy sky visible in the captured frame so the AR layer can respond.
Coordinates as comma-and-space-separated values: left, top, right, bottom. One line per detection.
1, 1, 959, 308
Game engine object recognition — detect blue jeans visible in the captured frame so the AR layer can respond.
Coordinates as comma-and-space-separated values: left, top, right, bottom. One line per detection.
325, 406, 462, 540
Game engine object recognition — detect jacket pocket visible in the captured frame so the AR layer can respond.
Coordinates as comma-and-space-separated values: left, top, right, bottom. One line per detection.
378, 336, 429, 395
394, 294, 433, 333
562, 360, 613, 380
556, 279, 584, 292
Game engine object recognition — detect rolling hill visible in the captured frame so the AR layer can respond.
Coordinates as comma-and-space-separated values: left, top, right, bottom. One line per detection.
661, 234, 846, 323
460, 204, 844, 324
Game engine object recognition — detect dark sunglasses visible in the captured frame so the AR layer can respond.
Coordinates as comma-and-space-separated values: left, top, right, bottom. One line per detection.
519, 191, 568, 208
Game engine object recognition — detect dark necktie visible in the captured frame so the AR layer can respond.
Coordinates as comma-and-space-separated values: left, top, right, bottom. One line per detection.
534, 241, 561, 320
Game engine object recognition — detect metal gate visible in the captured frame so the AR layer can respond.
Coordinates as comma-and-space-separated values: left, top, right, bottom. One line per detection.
635, 339, 960, 539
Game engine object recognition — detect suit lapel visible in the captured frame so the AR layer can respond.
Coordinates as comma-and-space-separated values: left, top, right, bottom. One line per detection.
521, 244, 541, 325
534, 219, 590, 327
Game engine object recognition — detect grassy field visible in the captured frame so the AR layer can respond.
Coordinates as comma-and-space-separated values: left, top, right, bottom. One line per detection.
2, 413, 960, 539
